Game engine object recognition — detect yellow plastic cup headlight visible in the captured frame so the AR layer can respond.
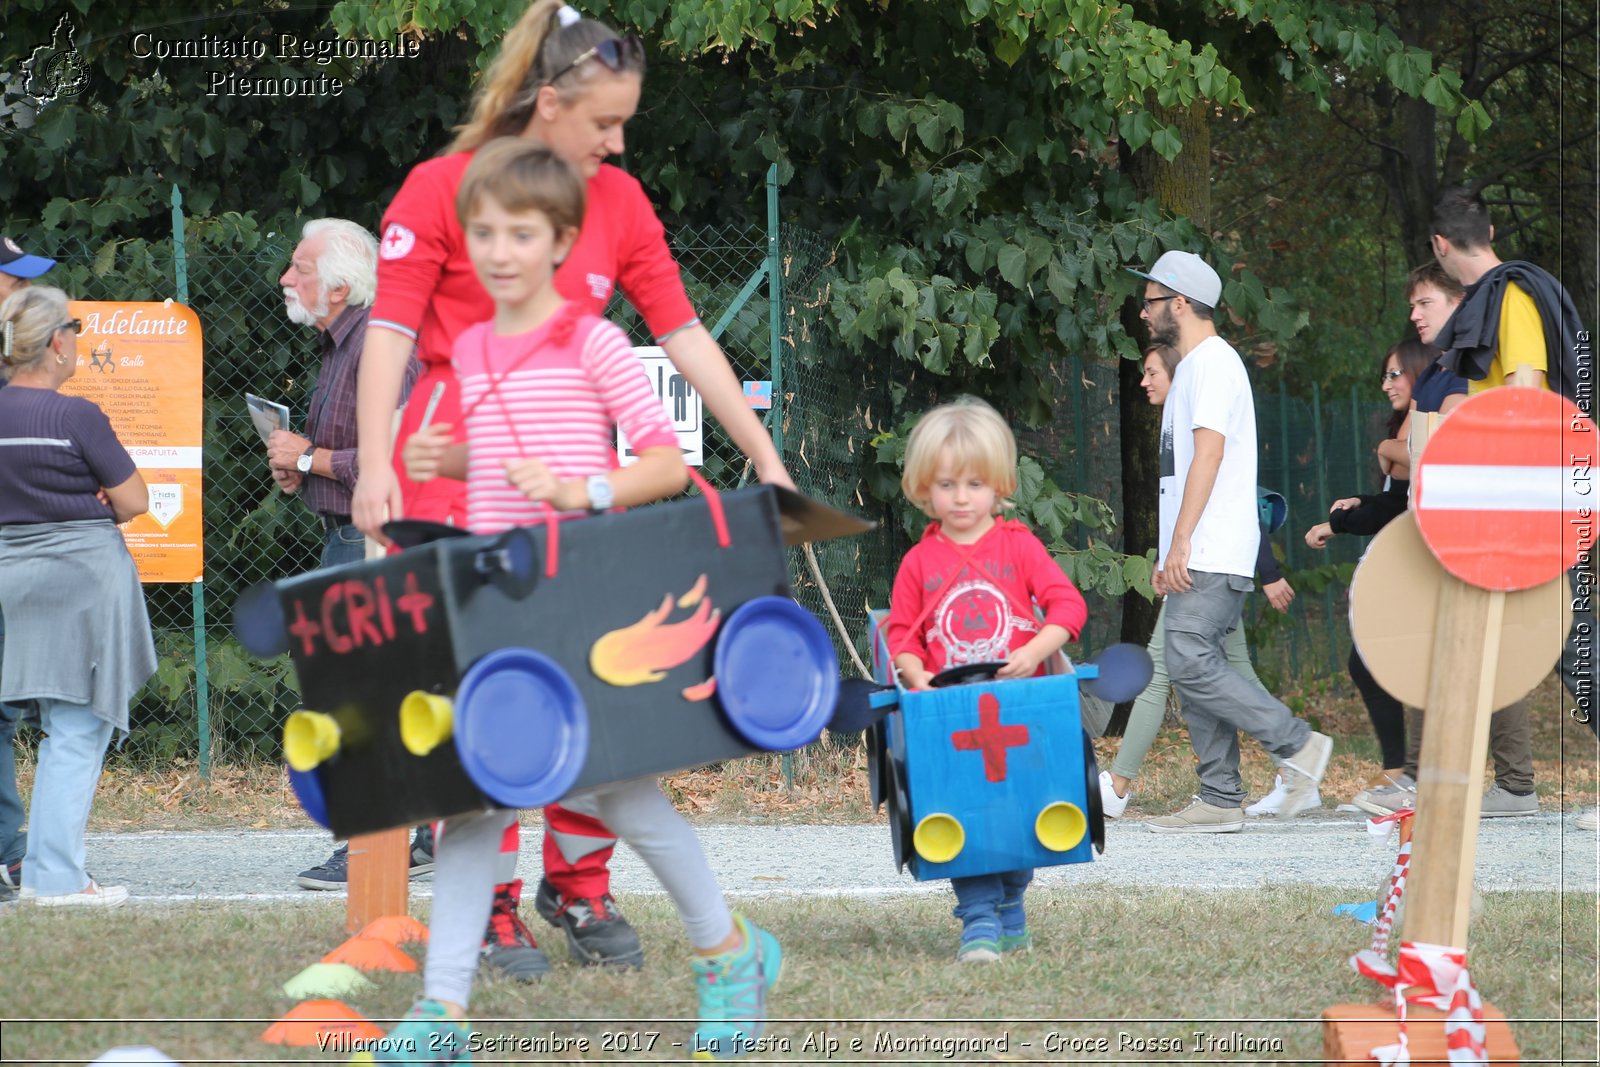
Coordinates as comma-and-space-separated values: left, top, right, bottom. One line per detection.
912, 812, 965, 863
400, 691, 455, 757
1035, 801, 1086, 852
283, 710, 341, 772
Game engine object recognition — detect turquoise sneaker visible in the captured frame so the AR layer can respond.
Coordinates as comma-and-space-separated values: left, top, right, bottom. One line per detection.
350, 999, 471, 1064
998, 895, 1031, 953
691, 913, 782, 1059
956, 914, 1000, 963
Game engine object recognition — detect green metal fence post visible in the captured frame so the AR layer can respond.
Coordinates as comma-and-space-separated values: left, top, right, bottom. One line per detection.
764, 165, 796, 789
172, 183, 210, 779
1278, 382, 1299, 678
1310, 382, 1339, 677
1067, 354, 1092, 655
766, 164, 783, 458
1349, 385, 1363, 496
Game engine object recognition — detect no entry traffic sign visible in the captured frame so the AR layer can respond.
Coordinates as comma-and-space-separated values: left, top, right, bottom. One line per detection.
1413, 386, 1595, 591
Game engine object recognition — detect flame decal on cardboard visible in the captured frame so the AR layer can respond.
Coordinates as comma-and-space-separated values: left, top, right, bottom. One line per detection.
590, 574, 721, 686
681, 678, 717, 702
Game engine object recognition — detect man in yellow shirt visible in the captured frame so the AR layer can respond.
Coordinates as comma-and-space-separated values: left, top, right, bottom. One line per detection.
1429, 186, 1597, 831
1429, 186, 1587, 400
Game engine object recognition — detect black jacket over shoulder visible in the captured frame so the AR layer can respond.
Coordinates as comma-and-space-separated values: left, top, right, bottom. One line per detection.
1434, 260, 1590, 404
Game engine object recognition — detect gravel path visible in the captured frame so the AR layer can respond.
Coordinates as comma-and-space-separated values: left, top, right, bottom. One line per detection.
78, 809, 1597, 906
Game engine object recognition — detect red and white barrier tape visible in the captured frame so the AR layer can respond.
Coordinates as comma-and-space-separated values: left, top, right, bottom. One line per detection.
1347, 813, 1490, 1065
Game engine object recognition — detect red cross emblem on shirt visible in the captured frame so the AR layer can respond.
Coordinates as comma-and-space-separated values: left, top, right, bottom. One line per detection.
950, 691, 1030, 782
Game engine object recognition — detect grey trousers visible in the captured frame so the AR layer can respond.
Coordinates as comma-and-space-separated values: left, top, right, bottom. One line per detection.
1111, 597, 1260, 782
1164, 570, 1310, 808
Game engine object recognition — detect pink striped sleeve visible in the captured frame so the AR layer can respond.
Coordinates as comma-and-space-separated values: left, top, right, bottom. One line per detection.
583, 321, 678, 451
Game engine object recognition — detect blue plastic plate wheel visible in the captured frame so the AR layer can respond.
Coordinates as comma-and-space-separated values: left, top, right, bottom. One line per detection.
286, 766, 330, 830
454, 647, 589, 808
1084, 642, 1155, 703
714, 595, 839, 751
233, 581, 289, 658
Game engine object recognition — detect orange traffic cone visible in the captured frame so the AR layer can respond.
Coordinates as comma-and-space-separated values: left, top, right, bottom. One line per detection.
322, 935, 418, 973
357, 914, 429, 946
261, 999, 383, 1047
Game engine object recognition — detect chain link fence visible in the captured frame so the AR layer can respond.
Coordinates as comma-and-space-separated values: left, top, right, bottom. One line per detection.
1021, 352, 1387, 695
33, 230, 327, 768
23, 205, 1390, 772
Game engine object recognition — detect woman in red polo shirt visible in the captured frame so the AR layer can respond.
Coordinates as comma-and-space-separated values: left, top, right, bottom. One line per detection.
350, 0, 793, 981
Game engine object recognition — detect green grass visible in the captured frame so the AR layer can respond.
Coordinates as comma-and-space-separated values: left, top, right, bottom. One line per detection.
3, 888, 1595, 1064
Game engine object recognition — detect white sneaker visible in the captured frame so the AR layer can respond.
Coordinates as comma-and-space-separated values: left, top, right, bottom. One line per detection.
30, 881, 128, 908
1098, 771, 1130, 819
1278, 732, 1332, 820
1245, 774, 1320, 816
1576, 807, 1599, 832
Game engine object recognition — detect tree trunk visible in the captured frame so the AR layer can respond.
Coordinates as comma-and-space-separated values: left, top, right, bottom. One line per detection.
1378, 0, 1444, 265
1107, 98, 1210, 735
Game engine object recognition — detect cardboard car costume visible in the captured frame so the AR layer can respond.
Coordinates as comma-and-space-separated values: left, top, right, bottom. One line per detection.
235, 486, 869, 838
864, 611, 1104, 880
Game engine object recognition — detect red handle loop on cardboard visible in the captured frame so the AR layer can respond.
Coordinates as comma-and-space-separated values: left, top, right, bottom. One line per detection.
544, 510, 560, 579
688, 468, 731, 549
542, 469, 726, 580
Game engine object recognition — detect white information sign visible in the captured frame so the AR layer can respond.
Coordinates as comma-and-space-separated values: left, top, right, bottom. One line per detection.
618, 346, 703, 466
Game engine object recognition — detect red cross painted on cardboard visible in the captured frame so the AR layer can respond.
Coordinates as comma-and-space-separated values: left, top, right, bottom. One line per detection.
950, 692, 1030, 782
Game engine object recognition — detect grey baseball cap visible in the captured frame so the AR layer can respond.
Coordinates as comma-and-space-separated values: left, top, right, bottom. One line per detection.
1127, 250, 1222, 308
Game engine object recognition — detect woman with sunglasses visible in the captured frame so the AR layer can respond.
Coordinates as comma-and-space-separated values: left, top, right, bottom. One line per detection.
1303, 339, 1442, 805
0, 286, 155, 908
349, 0, 793, 981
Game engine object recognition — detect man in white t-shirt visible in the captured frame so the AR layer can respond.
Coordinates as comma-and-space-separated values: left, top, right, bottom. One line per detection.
1130, 250, 1331, 832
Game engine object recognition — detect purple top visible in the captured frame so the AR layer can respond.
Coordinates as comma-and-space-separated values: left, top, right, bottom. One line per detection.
299, 304, 419, 519
0, 385, 136, 524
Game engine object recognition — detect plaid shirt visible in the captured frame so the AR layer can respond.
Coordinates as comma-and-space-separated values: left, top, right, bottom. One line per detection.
300, 304, 419, 519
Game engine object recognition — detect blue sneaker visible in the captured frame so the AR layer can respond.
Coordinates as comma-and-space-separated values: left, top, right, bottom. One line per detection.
997, 897, 1031, 953
691, 914, 782, 1059
957, 913, 1000, 963
350, 999, 471, 1064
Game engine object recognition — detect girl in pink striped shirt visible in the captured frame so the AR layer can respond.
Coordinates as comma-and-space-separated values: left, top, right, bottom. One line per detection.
395, 138, 781, 1064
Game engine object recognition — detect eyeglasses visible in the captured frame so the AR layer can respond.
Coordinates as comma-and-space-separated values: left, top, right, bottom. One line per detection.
544, 35, 644, 86
1141, 296, 1177, 310
1381, 369, 1404, 382
54, 318, 82, 335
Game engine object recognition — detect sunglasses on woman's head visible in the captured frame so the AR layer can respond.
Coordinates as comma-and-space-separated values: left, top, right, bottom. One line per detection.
545, 35, 643, 86
56, 318, 82, 335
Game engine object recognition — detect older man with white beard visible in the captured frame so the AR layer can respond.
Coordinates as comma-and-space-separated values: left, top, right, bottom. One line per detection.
265, 218, 417, 568
267, 219, 429, 894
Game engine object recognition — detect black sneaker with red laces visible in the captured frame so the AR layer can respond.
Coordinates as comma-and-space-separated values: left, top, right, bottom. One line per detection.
479, 878, 551, 982
532, 876, 645, 968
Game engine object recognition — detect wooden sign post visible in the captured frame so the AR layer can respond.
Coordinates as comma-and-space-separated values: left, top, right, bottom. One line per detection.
346, 828, 411, 933
1326, 386, 1591, 1064
347, 532, 411, 933
1405, 579, 1502, 948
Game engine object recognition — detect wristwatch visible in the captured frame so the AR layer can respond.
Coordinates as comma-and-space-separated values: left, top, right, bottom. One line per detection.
296, 444, 315, 474
585, 473, 614, 511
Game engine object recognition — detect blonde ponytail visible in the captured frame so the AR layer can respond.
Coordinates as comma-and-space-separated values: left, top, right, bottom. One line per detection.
449, 0, 642, 155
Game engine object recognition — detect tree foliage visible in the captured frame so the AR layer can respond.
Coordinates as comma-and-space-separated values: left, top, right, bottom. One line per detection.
1, 0, 1500, 619
1208, 0, 1594, 397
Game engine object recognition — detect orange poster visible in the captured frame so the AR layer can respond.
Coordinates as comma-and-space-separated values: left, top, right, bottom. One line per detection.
61, 300, 204, 583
